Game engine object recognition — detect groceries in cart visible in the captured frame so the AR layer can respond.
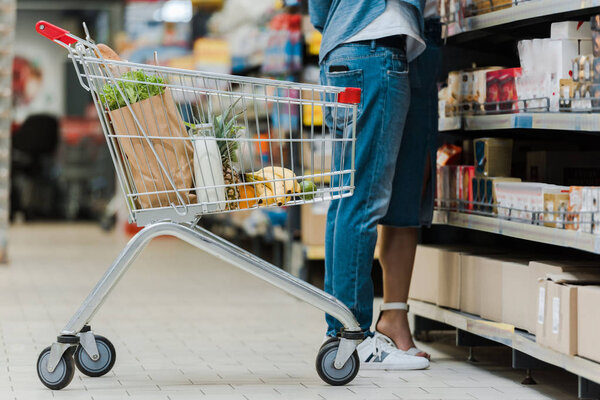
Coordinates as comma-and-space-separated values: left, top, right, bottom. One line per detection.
94, 44, 328, 215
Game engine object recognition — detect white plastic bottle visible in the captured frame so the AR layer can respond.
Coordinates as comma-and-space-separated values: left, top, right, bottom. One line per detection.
190, 123, 226, 212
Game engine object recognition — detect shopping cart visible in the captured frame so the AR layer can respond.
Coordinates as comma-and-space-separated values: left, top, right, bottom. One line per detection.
34, 21, 363, 390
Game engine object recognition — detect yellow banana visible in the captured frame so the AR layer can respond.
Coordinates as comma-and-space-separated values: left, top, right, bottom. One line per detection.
267, 166, 301, 194
250, 167, 300, 205
255, 183, 277, 206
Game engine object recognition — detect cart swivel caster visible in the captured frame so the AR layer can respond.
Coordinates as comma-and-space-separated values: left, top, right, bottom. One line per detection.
74, 335, 116, 377
37, 346, 76, 390
316, 338, 360, 386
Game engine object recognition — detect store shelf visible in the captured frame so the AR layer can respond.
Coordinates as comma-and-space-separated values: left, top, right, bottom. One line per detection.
445, 0, 600, 39
438, 116, 461, 132
409, 299, 600, 384
432, 210, 600, 254
438, 113, 600, 132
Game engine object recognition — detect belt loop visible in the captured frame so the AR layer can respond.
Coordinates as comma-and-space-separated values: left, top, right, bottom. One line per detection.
370, 39, 376, 52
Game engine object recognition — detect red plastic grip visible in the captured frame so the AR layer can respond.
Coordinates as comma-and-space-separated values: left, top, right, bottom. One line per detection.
338, 87, 361, 104
36, 20, 77, 45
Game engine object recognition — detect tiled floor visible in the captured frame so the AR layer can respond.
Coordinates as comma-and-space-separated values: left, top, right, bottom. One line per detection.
0, 223, 581, 399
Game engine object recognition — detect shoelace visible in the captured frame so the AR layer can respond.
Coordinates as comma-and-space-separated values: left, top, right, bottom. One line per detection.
371, 334, 397, 361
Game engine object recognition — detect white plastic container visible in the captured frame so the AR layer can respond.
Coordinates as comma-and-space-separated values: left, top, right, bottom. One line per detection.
190, 124, 226, 212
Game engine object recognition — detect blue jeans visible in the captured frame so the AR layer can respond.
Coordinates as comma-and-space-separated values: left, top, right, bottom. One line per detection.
320, 33, 442, 337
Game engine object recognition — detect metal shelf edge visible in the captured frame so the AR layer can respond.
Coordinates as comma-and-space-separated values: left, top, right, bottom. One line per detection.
409, 299, 600, 384
445, 0, 600, 38
432, 211, 600, 254
439, 113, 600, 132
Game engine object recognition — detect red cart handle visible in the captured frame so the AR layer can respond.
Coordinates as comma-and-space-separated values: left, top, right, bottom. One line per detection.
36, 20, 77, 45
338, 88, 361, 104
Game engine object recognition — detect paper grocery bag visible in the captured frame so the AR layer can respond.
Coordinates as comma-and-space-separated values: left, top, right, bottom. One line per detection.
109, 89, 196, 209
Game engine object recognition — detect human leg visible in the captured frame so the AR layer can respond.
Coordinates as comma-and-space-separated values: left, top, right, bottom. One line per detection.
377, 23, 443, 356
320, 42, 411, 337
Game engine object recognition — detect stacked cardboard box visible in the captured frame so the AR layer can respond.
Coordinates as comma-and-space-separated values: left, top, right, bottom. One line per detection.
409, 245, 462, 309
578, 285, 600, 363
536, 270, 600, 356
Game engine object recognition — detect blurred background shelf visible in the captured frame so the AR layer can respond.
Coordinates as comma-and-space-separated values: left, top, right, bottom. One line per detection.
432, 210, 600, 254
445, 0, 600, 41
439, 113, 600, 132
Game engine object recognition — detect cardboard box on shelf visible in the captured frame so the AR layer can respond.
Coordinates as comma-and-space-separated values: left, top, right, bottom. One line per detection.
537, 272, 600, 355
529, 260, 600, 333
474, 138, 513, 178
551, 21, 592, 40
460, 253, 489, 316
478, 256, 505, 322
300, 201, 330, 246
536, 279, 578, 355
501, 258, 532, 331
409, 245, 461, 309
577, 285, 600, 363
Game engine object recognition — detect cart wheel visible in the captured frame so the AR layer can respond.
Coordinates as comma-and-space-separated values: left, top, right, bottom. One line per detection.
316, 338, 360, 386
37, 346, 75, 390
74, 335, 116, 377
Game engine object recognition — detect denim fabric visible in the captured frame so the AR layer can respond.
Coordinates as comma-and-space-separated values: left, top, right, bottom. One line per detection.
320, 42, 410, 337
308, 0, 424, 63
380, 19, 443, 227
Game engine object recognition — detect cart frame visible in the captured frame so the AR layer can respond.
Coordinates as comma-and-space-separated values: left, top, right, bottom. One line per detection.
35, 21, 364, 389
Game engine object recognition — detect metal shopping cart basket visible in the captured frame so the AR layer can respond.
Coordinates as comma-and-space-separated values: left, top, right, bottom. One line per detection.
34, 21, 363, 390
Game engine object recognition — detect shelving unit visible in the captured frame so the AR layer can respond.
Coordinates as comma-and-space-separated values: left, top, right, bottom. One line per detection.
424, 2, 600, 394
409, 300, 600, 386
432, 210, 600, 254
439, 113, 600, 132
445, 0, 600, 39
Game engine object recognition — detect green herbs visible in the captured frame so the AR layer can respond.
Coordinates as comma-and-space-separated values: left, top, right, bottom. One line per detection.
99, 70, 166, 111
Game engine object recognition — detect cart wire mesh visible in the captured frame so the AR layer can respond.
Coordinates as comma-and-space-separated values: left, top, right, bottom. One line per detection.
56, 31, 359, 226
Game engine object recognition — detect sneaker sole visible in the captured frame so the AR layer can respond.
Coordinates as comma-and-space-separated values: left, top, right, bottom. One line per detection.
360, 361, 430, 371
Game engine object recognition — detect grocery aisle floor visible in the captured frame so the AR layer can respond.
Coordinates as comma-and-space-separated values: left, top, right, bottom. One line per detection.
0, 224, 580, 400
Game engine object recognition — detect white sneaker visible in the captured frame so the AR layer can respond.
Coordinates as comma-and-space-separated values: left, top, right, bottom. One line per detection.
357, 332, 430, 370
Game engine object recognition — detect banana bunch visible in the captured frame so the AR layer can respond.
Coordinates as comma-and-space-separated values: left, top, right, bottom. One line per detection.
245, 167, 301, 206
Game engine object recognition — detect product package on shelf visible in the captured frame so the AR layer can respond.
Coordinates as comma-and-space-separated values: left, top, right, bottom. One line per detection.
474, 137, 513, 177
485, 68, 522, 113
473, 176, 521, 215
543, 187, 570, 228
494, 182, 571, 224
458, 166, 475, 210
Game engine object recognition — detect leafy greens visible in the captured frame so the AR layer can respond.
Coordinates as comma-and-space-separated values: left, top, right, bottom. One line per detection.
99, 70, 166, 111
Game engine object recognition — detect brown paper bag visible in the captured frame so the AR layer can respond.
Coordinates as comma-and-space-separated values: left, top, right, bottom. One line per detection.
109, 89, 196, 209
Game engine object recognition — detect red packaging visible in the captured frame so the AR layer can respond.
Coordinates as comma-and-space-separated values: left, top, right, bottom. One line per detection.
498, 67, 522, 112
485, 68, 522, 113
485, 70, 501, 112
457, 166, 475, 210
437, 143, 462, 166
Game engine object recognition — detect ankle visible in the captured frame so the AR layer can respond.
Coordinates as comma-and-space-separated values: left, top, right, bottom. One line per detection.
376, 310, 406, 334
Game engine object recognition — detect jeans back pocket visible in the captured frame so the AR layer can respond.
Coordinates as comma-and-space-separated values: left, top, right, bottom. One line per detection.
323, 68, 363, 135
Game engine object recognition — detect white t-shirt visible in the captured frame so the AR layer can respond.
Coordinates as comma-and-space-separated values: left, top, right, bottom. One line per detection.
344, 0, 425, 62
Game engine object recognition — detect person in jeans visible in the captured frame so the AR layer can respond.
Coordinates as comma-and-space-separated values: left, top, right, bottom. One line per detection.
309, 0, 442, 369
